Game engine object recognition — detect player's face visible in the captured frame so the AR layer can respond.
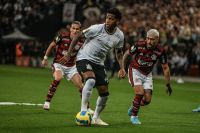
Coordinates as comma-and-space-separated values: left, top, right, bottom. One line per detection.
105, 13, 118, 31
70, 24, 81, 38
146, 35, 159, 49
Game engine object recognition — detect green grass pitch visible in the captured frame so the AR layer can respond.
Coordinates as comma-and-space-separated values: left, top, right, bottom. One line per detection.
0, 65, 200, 133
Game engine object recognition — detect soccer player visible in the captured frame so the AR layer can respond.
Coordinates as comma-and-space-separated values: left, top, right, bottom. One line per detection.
41, 21, 94, 114
121, 29, 172, 124
60, 8, 126, 125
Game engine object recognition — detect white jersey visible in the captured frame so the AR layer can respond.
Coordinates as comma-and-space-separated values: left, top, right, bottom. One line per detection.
77, 24, 124, 65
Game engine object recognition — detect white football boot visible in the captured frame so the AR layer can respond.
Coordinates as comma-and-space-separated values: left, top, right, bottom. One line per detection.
87, 108, 94, 115
91, 117, 109, 126
43, 101, 50, 110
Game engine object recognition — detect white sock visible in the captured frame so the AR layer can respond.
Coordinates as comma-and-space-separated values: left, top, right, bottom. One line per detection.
81, 78, 95, 111
93, 96, 108, 119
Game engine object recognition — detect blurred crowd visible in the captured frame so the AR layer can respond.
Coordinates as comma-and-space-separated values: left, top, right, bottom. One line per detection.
0, 0, 66, 36
0, 0, 200, 77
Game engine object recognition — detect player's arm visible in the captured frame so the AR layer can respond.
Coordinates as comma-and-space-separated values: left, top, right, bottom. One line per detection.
121, 50, 129, 70
122, 44, 137, 69
162, 63, 172, 95
116, 48, 126, 79
68, 31, 84, 56
41, 41, 56, 67
160, 48, 172, 96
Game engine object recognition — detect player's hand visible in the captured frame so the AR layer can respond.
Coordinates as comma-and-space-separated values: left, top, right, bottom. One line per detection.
41, 59, 48, 67
118, 68, 126, 79
166, 83, 172, 96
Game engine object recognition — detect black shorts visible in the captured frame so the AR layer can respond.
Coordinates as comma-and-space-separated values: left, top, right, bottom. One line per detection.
76, 59, 109, 86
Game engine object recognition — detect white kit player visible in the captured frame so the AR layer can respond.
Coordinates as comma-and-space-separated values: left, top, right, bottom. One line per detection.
60, 8, 126, 125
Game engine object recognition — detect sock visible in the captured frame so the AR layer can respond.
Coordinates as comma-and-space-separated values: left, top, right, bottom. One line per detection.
132, 94, 143, 116
81, 78, 95, 112
46, 80, 60, 102
79, 89, 90, 109
93, 95, 108, 119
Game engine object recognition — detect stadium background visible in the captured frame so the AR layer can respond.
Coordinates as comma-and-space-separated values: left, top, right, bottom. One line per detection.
0, 0, 200, 79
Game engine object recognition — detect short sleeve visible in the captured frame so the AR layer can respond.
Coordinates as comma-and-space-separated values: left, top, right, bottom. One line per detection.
53, 34, 62, 45
128, 44, 137, 55
159, 50, 168, 64
83, 24, 100, 39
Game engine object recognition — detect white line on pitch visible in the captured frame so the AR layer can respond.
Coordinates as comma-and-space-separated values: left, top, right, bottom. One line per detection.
0, 102, 43, 106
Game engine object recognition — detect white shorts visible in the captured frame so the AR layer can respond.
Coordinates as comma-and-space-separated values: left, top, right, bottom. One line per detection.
52, 63, 78, 80
128, 68, 153, 90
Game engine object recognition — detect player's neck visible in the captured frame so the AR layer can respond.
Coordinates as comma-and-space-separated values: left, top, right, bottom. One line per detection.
104, 26, 116, 35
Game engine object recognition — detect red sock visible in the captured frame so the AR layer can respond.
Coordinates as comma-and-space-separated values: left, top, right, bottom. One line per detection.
46, 80, 60, 102
132, 94, 143, 116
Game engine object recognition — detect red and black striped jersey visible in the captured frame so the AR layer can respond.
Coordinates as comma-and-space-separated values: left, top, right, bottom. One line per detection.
128, 40, 167, 75
53, 32, 83, 67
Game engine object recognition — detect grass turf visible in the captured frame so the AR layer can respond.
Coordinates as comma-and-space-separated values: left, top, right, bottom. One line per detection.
0, 65, 200, 133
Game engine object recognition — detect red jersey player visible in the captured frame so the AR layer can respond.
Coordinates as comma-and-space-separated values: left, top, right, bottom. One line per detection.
120, 29, 172, 124
41, 21, 93, 114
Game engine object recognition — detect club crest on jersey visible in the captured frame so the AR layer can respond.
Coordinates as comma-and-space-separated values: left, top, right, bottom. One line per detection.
86, 64, 92, 70
64, 43, 68, 46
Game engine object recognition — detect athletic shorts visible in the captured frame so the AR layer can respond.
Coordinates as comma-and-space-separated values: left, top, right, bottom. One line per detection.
76, 59, 109, 86
52, 63, 78, 80
128, 67, 153, 90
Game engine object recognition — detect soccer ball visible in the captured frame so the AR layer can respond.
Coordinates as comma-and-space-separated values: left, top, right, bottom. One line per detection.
75, 111, 92, 126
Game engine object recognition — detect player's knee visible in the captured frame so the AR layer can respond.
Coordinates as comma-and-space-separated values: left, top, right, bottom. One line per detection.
143, 99, 151, 105
85, 77, 96, 88
55, 76, 62, 81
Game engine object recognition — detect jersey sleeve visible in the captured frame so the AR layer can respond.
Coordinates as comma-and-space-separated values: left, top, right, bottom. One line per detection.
82, 24, 100, 39
53, 34, 62, 45
128, 43, 137, 55
115, 32, 124, 49
159, 50, 168, 64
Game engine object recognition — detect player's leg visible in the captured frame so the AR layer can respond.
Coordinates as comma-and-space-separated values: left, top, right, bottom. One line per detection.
43, 67, 63, 110
140, 89, 152, 106
91, 85, 109, 126
129, 85, 144, 124
70, 73, 84, 98
141, 73, 153, 106
128, 68, 144, 124
70, 73, 94, 114
76, 60, 96, 112
91, 65, 109, 125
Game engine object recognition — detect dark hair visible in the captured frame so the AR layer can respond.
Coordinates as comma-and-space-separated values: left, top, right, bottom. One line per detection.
107, 8, 122, 20
71, 21, 81, 28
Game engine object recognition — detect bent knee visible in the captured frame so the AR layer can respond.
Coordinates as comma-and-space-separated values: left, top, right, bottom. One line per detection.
85, 78, 96, 88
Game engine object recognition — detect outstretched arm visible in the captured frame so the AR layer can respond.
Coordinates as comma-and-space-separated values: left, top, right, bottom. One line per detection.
162, 63, 172, 95
41, 41, 56, 67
